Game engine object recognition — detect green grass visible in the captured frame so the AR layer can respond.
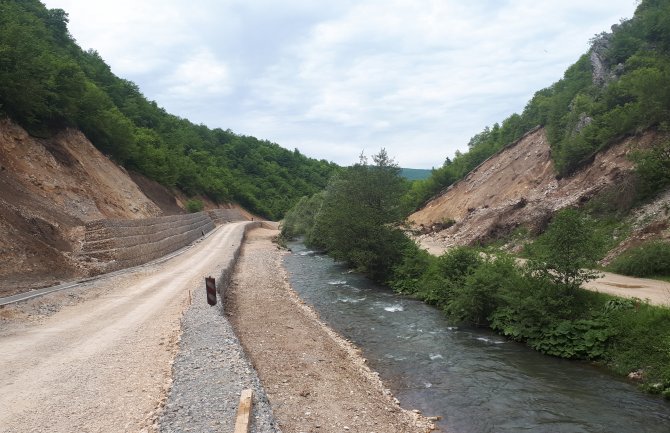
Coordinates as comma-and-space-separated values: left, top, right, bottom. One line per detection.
608, 241, 670, 278
603, 301, 670, 397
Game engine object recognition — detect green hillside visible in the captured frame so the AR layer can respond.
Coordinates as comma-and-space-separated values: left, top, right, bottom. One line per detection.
0, 0, 339, 219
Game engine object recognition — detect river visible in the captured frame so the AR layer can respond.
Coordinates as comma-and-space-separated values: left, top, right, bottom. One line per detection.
284, 242, 670, 433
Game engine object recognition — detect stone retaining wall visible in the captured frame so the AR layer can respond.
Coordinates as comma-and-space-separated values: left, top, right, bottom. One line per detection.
81, 212, 221, 272
207, 209, 246, 225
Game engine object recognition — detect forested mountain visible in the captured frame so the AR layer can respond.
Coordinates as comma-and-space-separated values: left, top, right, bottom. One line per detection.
408, 0, 670, 208
0, 0, 338, 219
400, 168, 432, 181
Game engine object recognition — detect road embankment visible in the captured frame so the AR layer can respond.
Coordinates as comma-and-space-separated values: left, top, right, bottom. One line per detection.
226, 228, 434, 433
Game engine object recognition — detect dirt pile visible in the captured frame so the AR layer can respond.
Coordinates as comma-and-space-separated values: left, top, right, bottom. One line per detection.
409, 127, 660, 250
0, 119, 161, 295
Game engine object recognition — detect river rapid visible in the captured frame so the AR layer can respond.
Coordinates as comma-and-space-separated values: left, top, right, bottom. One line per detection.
284, 242, 670, 433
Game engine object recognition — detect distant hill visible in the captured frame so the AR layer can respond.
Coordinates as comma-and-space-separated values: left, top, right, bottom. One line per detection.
400, 168, 432, 181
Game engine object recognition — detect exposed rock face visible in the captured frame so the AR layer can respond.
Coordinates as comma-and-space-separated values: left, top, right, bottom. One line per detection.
408, 127, 658, 250
590, 32, 613, 86
574, 113, 593, 135
589, 25, 625, 86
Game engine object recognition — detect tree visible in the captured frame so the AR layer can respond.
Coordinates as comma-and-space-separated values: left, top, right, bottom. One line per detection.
309, 149, 411, 281
633, 139, 670, 200
528, 209, 602, 291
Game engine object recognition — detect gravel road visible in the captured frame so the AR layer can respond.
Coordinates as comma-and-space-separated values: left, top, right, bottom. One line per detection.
0, 221, 272, 432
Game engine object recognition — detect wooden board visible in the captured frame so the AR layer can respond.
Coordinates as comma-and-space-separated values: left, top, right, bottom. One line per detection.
233, 389, 253, 433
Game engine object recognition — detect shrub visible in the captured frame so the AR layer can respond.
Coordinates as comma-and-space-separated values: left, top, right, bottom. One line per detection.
444, 254, 520, 326
608, 241, 670, 277
389, 243, 433, 295
530, 319, 610, 359
632, 140, 670, 201
526, 209, 603, 291
603, 302, 670, 397
185, 199, 204, 213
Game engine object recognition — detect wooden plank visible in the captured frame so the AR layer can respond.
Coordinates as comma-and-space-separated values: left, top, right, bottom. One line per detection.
233, 389, 253, 433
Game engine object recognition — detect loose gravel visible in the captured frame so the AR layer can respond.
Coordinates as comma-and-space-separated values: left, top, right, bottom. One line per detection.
159, 244, 281, 433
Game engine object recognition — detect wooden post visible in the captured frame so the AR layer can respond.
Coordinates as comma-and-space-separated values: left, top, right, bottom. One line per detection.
205, 276, 216, 306
233, 389, 253, 433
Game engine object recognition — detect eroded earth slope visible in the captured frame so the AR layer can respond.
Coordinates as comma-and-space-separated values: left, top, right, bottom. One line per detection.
0, 119, 161, 295
409, 127, 665, 250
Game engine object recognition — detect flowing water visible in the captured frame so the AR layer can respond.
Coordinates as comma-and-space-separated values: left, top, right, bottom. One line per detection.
284, 242, 670, 433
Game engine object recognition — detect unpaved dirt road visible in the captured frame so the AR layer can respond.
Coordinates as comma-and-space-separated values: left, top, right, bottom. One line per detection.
227, 228, 433, 433
587, 271, 670, 306
0, 222, 250, 433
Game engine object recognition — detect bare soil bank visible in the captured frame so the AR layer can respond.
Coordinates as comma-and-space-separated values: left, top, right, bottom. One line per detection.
0, 119, 161, 295
409, 127, 668, 255
227, 228, 434, 433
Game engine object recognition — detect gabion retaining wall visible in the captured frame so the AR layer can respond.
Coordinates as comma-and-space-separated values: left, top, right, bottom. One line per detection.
82, 212, 220, 272
207, 209, 246, 225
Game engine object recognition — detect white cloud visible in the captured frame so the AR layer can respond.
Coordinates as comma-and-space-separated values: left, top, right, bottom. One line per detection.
42, 0, 638, 167
160, 50, 232, 99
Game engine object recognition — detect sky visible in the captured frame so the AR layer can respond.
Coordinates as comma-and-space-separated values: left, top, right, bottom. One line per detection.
42, 0, 638, 168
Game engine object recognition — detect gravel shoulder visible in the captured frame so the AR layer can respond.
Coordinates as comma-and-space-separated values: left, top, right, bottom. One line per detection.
158, 250, 280, 433
226, 228, 434, 433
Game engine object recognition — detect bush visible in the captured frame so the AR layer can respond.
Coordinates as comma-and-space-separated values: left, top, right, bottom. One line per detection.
632, 140, 670, 201
185, 199, 204, 213
444, 254, 520, 326
411, 247, 483, 307
603, 302, 670, 396
530, 319, 610, 359
389, 243, 433, 295
490, 274, 572, 342
608, 240, 670, 277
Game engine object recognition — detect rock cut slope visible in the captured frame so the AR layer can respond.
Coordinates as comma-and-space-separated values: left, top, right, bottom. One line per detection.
409, 127, 660, 250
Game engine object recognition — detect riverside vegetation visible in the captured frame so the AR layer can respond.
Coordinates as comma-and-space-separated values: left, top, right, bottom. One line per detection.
281, 149, 670, 399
